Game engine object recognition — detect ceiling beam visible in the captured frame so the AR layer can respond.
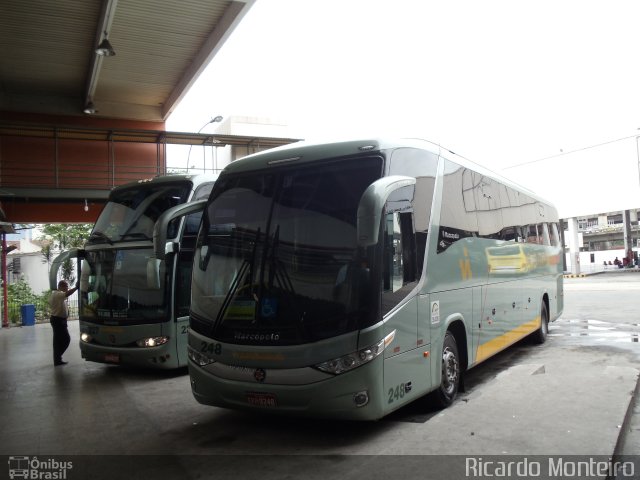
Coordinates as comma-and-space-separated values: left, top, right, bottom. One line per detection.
0, 122, 300, 146
2, 201, 103, 224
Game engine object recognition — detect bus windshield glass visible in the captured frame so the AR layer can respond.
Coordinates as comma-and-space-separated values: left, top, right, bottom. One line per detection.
90, 182, 191, 243
79, 248, 169, 325
191, 156, 383, 345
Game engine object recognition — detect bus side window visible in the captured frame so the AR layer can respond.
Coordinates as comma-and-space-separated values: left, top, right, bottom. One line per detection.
382, 213, 395, 291
398, 212, 417, 283
185, 183, 214, 235
383, 211, 417, 294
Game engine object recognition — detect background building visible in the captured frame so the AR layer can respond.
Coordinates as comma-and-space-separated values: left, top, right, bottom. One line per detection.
563, 208, 640, 273
6, 238, 52, 294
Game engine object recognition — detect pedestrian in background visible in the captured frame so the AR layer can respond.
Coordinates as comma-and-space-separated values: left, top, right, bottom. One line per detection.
49, 280, 78, 366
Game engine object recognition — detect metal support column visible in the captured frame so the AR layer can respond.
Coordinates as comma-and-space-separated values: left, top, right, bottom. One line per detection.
567, 217, 581, 275
623, 209, 633, 266
2, 233, 8, 328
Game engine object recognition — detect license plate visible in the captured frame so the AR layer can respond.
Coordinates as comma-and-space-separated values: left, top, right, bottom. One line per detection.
246, 392, 277, 408
104, 353, 120, 364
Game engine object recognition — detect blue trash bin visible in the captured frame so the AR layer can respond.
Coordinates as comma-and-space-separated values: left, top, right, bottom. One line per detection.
21, 304, 35, 326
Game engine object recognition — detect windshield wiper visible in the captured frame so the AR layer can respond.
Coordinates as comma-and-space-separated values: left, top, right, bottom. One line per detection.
247, 228, 261, 297
89, 230, 113, 244
211, 260, 249, 333
211, 228, 261, 333
266, 225, 294, 294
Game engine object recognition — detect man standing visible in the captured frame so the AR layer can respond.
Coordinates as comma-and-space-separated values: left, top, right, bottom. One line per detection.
49, 280, 78, 366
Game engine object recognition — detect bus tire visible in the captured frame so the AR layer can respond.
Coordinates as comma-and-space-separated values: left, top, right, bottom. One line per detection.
432, 331, 460, 408
531, 301, 549, 344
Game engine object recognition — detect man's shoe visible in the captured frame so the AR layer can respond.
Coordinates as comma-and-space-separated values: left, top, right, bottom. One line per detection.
54, 361, 68, 366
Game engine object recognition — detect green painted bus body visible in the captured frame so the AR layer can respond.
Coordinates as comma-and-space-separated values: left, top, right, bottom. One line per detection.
183, 139, 563, 419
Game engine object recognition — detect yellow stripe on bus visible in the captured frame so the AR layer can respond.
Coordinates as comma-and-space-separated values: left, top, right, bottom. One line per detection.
475, 316, 541, 364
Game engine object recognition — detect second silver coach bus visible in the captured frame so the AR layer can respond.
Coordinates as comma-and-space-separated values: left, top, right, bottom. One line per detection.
51, 174, 216, 369
154, 138, 563, 418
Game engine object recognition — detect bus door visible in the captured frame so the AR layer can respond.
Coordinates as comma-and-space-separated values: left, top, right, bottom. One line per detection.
174, 250, 193, 365
379, 186, 428, 406
381, 208, 419, 356
173, 182, 214, 365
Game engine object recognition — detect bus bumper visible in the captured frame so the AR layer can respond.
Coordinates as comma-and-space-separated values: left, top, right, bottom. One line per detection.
188, 356, 386, 420
79, 341, 182, 369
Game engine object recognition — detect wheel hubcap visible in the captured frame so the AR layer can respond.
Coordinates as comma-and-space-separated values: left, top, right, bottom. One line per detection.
442, 347, 458, 395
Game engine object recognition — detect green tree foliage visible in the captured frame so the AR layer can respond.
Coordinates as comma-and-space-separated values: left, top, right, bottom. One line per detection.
7, 278, 37, 305
40, 224, 92, 250
41, 242, 53, 265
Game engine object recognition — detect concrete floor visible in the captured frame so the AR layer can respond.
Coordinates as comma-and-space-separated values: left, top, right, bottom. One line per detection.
1, 291, 638, 479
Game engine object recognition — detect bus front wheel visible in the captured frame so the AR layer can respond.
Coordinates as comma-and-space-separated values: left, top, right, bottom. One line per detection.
432, 331, 460, 408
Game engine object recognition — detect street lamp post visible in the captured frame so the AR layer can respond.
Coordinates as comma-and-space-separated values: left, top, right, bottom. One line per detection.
187, 116, 223, 173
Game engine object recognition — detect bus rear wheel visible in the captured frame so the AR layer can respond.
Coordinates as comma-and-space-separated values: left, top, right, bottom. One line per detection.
432, 331, 460, 408
531, 301, 549, 344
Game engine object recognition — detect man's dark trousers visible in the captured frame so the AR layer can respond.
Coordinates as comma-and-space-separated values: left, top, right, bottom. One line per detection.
50, 316, 70, 364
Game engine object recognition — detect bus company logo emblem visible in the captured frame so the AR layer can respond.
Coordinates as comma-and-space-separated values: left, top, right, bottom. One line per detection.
254, 368, 267, 383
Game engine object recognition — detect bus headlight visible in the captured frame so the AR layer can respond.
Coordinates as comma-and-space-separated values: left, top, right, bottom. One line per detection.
188, 345, 216, 367
80, 333, 92, 343
136, 336, 169, 348
314, 330, 396, 375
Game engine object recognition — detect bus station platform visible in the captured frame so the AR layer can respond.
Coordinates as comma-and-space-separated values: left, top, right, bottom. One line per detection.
0, 321, 638, 479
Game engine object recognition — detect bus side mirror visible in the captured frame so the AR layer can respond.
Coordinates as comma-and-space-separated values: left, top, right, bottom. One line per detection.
153, 200, 207, 260
145, 242, 177, 289
357, 176, 416, 247
79, 259, 90, 291
165, 241, 178, 255
49, 248, 82, 290
147, 257, 162, 289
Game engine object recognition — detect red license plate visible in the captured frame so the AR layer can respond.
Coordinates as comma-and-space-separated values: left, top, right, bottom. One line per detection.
104, 353, 120, 363
246, 392, 277, 408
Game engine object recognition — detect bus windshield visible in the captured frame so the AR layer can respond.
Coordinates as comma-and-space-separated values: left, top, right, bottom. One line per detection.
79, 248, 170, 325
191, 156, 384, 345
90, 182, 191, 243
